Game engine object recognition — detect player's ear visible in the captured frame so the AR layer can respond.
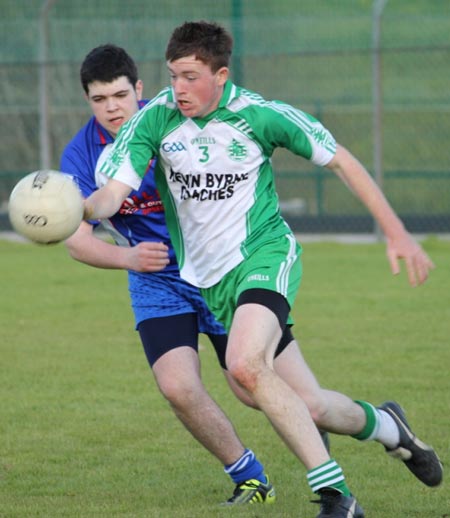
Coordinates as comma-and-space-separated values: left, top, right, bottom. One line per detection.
216, 67, 229, 87
135, 79, 144, 101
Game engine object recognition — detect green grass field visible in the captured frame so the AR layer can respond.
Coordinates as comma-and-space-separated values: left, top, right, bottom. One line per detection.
1, 237, 449, 517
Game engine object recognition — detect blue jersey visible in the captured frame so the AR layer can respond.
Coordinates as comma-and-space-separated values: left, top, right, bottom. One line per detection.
60, 100, 178, 271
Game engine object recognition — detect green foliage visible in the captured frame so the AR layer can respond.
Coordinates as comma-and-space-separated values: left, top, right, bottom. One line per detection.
1, 237, 449, 517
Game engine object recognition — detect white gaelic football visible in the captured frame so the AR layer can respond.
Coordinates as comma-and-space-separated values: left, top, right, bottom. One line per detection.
8, 170, 84, 244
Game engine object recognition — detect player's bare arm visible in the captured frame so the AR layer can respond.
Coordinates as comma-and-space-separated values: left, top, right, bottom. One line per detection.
83, 178, 133, 220
326, 144, 435, 286
66, 220, 169, 272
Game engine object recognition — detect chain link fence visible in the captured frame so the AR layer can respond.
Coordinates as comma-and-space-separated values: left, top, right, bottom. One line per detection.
1, 0, 449, 234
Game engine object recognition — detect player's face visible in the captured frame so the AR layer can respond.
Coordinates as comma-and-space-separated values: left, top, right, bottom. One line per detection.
85, 76, 143, 137
167, 55, 228, 118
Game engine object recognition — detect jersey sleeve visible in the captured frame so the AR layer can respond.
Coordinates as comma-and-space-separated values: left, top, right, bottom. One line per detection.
59, 131, 102, 227
254, 99, 337, 166
60, 141, 98, 199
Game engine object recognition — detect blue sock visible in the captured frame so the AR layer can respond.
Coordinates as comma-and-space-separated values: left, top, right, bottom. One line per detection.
224, 449, 266, 484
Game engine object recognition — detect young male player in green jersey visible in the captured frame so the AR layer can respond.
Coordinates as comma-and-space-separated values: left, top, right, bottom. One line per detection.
84, 21, 443, 518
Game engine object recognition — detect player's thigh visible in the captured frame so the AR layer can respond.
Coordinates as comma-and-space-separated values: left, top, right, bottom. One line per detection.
274, 339, 325, 408
227, 303, 282, 370
227, 285, 292, 364
138, 312, 199, 368
139, 312, 204, 399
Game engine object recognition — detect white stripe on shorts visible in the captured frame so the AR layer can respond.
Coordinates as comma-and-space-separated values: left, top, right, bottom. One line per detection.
276, 234, 298, 297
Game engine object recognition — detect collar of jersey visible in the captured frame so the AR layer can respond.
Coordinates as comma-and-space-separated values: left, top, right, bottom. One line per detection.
93, 118, 114, 146
186, 80, 238, 126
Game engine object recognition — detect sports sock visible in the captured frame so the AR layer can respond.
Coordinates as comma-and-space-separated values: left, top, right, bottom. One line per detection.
352, 400, 400, 448
352, 400, 379, 440
307, 459, 351, 496
224, 448, 266, 484
374, 409, 400, 448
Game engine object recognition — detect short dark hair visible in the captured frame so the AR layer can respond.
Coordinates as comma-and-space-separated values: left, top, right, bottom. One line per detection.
80, 44, 139, 93
165, 21, 233, 72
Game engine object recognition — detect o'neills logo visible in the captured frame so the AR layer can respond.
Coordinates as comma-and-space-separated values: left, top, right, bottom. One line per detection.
247, 274, 270, 282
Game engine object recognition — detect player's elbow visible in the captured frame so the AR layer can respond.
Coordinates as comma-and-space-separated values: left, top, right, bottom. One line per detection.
85, 180, 131, 220
64, 221, 93, 261
64, 232, 86, 261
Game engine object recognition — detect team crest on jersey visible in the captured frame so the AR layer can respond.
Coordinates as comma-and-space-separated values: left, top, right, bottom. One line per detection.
311, 125, 334, 148
227, 139, 248, 162
107, 148, 125, 168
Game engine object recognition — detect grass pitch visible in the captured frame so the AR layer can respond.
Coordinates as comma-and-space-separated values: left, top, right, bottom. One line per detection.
1, 237, 449, 517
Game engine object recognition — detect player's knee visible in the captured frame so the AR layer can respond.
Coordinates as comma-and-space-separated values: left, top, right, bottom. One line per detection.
305, 396, 329, 427
227, 355, 264, 393
224, 371, 259, 409
156, 376, 198, 408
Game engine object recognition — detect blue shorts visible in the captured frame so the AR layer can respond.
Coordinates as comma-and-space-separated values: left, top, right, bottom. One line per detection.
128, 270, 227, 367
128, 270, 226, 334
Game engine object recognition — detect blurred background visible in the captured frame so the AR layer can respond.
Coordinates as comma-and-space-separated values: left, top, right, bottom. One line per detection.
1, 0, 449, 235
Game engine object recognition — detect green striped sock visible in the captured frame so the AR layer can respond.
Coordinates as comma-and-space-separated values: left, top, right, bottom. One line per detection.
352, 400, 379, 441
307, 459, 351, 496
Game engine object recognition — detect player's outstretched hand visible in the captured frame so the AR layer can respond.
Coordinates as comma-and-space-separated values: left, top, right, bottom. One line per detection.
386, 234, 435, 287
128, 241, 170, 272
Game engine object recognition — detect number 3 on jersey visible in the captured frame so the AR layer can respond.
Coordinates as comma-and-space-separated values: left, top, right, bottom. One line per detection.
199, 145, 209, 163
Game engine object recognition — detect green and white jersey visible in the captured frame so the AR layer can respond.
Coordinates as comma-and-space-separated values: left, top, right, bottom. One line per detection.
101, 81, 336, 288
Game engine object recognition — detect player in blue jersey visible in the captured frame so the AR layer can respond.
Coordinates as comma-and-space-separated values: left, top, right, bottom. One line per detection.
83, 24, 443, 518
